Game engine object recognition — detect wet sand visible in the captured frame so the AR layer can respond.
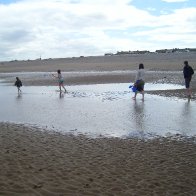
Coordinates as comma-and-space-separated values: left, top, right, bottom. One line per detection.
1, 122, 196, 195
147, 88, 196, 100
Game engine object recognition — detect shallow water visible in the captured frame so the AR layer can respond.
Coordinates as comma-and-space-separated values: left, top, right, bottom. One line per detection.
0, 83, 195, 138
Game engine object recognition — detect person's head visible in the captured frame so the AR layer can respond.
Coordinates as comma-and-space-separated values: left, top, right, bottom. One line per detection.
184, 61, 188, 66
16, 77, 19, 80
139, 63, 144, 69
57, 69, 61, 74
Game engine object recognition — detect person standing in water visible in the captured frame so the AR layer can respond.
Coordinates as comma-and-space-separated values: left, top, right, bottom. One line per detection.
132, 63, 145, 101
183, 61, 194, 98
52, 70, 67, 93
15, 77, 22, 94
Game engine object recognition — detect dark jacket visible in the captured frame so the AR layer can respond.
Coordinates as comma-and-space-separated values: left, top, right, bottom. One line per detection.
15, 80, 22, 87
183, 65, 194, 78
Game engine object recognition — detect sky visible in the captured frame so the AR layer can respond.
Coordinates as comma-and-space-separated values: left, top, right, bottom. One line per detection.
0, 0, 195, 61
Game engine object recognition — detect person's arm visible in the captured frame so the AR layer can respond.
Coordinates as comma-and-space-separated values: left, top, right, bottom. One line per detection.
183, 67, 186, 78
191, 67, 194, 75
52, 74, 58, 78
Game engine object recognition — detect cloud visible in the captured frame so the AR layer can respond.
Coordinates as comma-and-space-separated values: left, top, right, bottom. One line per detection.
0, 0, 195, 61
132, 7, 196, 48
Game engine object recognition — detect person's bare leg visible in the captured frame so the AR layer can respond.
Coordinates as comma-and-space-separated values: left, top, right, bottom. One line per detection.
186, 88, 190, 97
132, 92, 137, 100
62, 85, 67, 93
17, 87, 22, 94
188, 88, 191, 97
141, 91, 144, 101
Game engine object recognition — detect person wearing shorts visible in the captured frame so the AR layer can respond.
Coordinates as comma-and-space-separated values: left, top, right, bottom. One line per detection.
52, 70, 67, 93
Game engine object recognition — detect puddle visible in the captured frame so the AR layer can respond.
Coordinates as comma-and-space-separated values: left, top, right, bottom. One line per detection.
0, 83, 195, 138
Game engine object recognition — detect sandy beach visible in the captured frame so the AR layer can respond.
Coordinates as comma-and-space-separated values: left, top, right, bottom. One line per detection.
0, 53, 196, 195
1, 52, 196, 72
1, 122, 196, 196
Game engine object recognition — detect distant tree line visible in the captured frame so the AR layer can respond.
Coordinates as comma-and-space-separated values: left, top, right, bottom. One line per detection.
155, 48, 196, 53
105, 48, 196, 56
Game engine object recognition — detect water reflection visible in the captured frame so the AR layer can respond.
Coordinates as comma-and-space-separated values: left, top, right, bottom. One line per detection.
182, 101, 191, 116
16, 92, 22, 100
59, 92, 64, 99
133, 100, 145, 132
179, 101, 194, 135
0, 84, 195, 138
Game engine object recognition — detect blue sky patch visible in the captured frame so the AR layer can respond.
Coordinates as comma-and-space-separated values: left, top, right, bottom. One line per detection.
0, 0, 20, 4
130, 0, 195, 16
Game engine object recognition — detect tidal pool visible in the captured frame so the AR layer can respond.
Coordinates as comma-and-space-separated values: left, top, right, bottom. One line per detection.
0, 83, 195, 138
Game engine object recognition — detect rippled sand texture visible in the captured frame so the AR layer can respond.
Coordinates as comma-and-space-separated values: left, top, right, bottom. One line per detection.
1, 123, 196, 196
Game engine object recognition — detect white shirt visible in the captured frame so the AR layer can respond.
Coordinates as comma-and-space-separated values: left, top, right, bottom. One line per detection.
135, 69, 145, 81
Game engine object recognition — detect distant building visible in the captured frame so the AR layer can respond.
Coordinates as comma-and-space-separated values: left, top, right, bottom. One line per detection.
187, 48, 196, 52
104, 53, 114, 56
116, 50, 150, 55
155, 48, 196, 54
108, 48, 196, 56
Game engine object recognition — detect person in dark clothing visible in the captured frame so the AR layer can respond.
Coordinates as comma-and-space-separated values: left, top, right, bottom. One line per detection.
183, 61, 194, 97
15, 77, 22, 94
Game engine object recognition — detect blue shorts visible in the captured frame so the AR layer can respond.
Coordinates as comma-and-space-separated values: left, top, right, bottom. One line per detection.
59, 78, 64, 84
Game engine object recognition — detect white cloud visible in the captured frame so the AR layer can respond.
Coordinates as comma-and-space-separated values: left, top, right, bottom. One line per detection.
0, 0, 195, 61
133, 7, 196, 42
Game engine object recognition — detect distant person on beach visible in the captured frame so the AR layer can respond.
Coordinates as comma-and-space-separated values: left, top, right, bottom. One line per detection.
132, 63, 145, 101
52, 70, 67, 93
183, 61, 194, 98
15, 77, 22, 94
